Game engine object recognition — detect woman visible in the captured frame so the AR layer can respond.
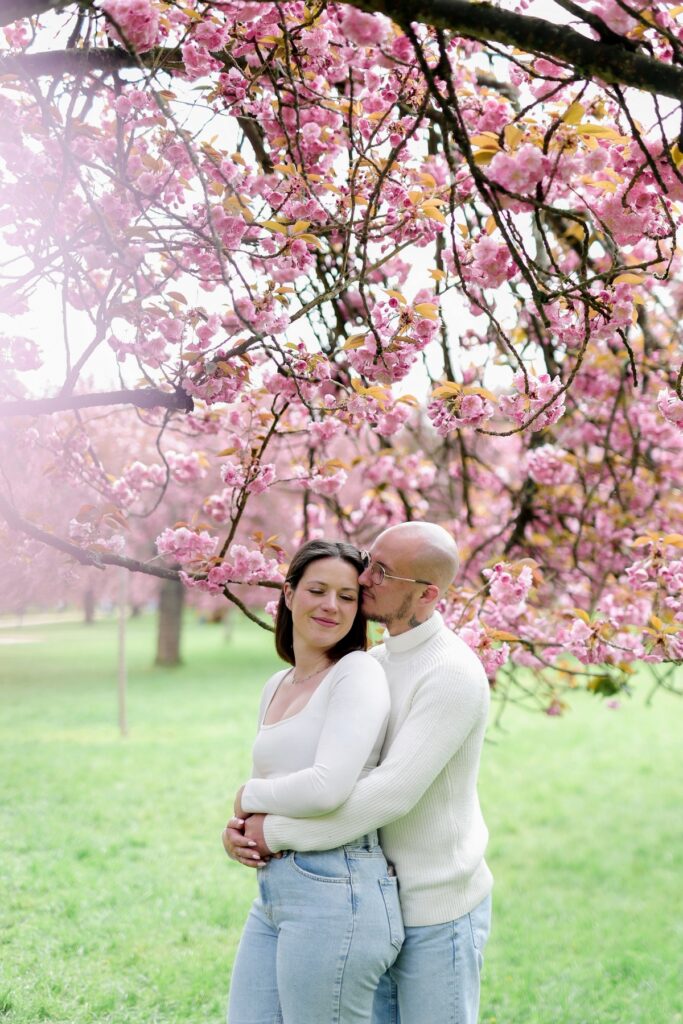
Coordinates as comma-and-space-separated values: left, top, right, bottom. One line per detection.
227, 539, 404, 1024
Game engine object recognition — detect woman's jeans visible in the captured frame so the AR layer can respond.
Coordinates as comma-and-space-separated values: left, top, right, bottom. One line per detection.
228, 832, 404, 1024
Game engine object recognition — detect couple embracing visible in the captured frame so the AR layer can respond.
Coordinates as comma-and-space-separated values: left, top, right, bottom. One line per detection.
223, 521, 493, 1024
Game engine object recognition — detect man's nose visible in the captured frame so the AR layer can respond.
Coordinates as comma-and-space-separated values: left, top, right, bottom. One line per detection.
358, 566, 372, 586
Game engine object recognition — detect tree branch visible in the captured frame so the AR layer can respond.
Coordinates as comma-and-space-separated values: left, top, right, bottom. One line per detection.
222, 586, 275, 632
0, 44, 184, 77
1, 493, 284, 607
4, 2, 683, 103
0, 491, 182, 580
0, 387, 194, 418
266, 0, 683, 103
0, 0, 71, 29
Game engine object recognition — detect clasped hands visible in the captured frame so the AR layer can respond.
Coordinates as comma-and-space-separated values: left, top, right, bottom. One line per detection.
221, 785, 276, 869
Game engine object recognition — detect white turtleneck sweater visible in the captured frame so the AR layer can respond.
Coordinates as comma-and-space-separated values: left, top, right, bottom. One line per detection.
262, 612, 493, 927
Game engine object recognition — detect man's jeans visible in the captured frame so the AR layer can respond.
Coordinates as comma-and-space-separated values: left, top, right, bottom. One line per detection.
228, 833, 404, 1024
371, 893, 492, 1024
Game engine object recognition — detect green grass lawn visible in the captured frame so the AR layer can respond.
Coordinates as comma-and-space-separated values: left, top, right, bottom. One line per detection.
1, 614, 681, 1024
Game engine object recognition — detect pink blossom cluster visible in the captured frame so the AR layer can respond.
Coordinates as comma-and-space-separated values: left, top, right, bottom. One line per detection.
597, 591, 652, 631
113, 88, 156, 120
3, 18, 30, 48
428, 392, 495, 435
183, 357, 250, 406
181, 41, 224, 80
557, 617, 612, 665
660, 559, 683, 601
202, 489, 233, 524
458, 620, 511, 680
220, 457, 277, 496
483, 561, 534, 608
623, 549, 683, 620
108, 331, 169, 369
249, 463, 277, 496
293, 500, 330, 541
488, 143, 548, 197
499, 372, 566, 430
156, 526, 218, 565
293, 465, 348, 497
339, 7, 389, 46
102, 0, 161, 53
642, 629, 683, 662
465, 235, 517, 290
180, 543, 284, 595
375, 402, 412, 437
68, 517, 125, 556
587, 0, 637, 35
166, 450, 208, 485
309, 417, 345, 447
111, 461, 166, 508
657, 389, 683, 428
201, 544, 284, 592
526, 445, 576, 486
0, 335, 42, 371
221, 295, 290, 339
346, 301, 440, 384
348, 492, 407, 531
340, 393, 412, 438
365, 453, 437, 491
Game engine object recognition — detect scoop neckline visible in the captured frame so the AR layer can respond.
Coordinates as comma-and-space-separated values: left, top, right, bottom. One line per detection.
260, 663, 337, 728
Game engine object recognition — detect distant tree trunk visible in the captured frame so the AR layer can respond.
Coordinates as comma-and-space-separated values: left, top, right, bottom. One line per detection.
83, 586, 95, 624
155, 575, 184, 666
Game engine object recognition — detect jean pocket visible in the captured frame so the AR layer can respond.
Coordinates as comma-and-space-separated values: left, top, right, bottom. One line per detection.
290, 850, 350, 883
379, 876, 405, 951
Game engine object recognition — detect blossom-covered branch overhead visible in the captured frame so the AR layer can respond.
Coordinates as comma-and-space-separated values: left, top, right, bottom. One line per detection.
2, 0, 683, 709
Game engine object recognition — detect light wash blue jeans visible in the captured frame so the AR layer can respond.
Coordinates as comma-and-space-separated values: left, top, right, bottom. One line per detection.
228, 832, 404, 1024
371, 893, 492, 1024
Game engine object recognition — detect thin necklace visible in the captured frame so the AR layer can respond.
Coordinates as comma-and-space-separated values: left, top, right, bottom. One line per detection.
288, 659, 331, 685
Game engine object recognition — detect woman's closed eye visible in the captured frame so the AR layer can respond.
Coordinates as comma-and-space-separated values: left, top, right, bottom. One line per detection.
308, 588, 357, 601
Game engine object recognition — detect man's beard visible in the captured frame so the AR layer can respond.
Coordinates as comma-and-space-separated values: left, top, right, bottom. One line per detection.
364, 591, 413, 627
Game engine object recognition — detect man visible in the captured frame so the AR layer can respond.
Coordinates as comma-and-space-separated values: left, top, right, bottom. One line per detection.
224, 521, 493, 1024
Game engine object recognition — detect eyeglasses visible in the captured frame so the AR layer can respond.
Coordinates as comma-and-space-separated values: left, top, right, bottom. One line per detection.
360, 551, 432, 587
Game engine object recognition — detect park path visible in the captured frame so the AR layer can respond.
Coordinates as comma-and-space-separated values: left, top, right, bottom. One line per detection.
0, 612, 82, 645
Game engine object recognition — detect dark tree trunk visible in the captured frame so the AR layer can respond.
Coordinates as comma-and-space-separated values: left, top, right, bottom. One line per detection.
83, 587, 95, 624
155, 575, 184, 666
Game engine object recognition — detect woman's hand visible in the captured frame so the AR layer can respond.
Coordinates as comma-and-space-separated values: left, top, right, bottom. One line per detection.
221, 816, 271, 868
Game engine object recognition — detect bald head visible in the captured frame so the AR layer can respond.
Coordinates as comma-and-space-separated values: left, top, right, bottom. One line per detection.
376, 522, 459, 596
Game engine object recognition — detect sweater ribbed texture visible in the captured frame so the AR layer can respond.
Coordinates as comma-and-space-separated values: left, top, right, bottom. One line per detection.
241, 651, 389, 817
264, 613, 493, 926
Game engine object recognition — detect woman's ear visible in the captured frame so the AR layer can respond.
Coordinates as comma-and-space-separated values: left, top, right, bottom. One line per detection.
283, 581, 293, 609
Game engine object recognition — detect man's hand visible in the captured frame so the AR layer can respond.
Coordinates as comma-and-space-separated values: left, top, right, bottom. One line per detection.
244, 814, 274, 860
233, 785, 246, 820
221, 815, 272, 868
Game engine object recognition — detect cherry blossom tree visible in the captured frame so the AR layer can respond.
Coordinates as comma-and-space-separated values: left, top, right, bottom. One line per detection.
2, 0, 683, 709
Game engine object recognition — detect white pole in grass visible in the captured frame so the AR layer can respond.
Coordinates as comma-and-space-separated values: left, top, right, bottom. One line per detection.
118, 566, 128, 737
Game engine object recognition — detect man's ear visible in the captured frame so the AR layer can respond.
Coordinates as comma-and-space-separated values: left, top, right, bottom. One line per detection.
421, 583, 440, 605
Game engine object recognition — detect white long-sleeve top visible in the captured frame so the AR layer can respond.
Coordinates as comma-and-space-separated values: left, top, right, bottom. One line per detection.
263, 613, 493, 927
240, 650, 390, 818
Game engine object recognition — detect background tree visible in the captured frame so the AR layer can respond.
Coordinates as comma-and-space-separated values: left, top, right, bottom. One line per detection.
2, 0, 683, 709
